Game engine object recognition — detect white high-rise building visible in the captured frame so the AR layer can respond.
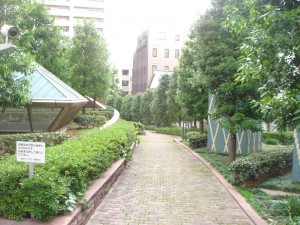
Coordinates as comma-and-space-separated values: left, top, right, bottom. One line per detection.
44, 0, 104, 37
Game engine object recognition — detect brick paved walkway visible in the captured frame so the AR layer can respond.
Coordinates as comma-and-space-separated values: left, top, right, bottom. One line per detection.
86, 132, 255, 225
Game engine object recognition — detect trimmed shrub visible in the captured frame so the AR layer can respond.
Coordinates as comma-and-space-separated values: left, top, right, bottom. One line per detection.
0, 132, 69, 156
0, 120, 136, 221
264, 138, 278, 145
186, 131, 199, 139
229, 147, 293, 184
74, 114, 106, 128
188, 134, 208, 148
263, 131, 294, 145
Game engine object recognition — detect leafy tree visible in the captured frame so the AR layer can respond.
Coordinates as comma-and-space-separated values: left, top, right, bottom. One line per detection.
120, 94, 133, 121
152, 74, 172, 126
114, 96, 123, 112
178, 32, 208, 133
189, 0, 261, 161
141, 89, 154, 125
131, 93, 142, 122
0, 0, 70, 111
166, 69, 182, 126
0, 0, 34, 112
224, 0, 300, 128
69, 20, 112, 109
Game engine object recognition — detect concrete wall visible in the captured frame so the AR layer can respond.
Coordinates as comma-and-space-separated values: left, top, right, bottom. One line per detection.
207, 94, 261, 154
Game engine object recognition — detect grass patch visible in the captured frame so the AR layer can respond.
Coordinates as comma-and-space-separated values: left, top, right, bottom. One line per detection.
191, 145, 300, 224
236, 187, 300, 224
259, 172, 300, 194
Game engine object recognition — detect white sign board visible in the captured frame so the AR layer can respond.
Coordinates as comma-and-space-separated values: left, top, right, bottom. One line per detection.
16, 141, 45, 163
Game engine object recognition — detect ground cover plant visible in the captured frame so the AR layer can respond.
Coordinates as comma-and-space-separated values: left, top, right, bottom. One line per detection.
0, 120, 136, 221
192, 144, 299, 224
259, 172, 300, 194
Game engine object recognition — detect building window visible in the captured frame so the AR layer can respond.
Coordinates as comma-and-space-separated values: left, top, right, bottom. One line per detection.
152, 65, 157, 74
164, 66, 169, 71
175, 49, 179, 58
175, 35, 180, 41
164, 49, 169, 58
122, 70, 129, 75
153, 48, 157, 57
157, 32, 166, 40
122, 80, 129, 86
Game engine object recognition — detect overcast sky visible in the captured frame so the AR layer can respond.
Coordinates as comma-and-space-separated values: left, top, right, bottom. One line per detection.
104, 0, 212, 68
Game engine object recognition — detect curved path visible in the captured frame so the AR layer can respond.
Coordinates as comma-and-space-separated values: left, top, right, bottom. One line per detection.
86, 132, 259, 225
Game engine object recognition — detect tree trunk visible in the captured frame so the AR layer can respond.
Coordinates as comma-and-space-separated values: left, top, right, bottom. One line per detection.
178, 114, 182, 127
93, 97, 96, 110
200, 120, 204, 135
194, 120, 197, 128
229, 132, 236, 162
82, 106, 86, 114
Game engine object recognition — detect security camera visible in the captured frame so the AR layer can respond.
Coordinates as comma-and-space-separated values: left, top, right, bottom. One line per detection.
1, 25, 20, 39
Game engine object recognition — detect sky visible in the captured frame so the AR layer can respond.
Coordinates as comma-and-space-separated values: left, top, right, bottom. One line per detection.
104, 0, 212, 68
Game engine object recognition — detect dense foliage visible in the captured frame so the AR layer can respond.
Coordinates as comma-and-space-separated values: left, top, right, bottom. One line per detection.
69, 20, 114, 107
229, 147, 293, 184
0, 132, 69, 156
262, 131, 294, 145
0, 120, 136, 221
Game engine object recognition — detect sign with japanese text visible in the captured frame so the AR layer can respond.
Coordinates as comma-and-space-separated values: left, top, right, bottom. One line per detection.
16, 141, 45, 163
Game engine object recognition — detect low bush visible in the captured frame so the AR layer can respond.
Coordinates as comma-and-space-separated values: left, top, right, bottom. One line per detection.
186, 131, 199, 139
264, 138, 278, 145
0, 120, 136, 221
0, 132, 69, 156
74, 114, 106, 128
188, 134, 207, 148
262, 131, 294, 145
229, 147, 293, 184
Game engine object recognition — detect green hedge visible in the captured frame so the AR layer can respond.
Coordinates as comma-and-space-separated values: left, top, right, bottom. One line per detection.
262, 131, 294, 145
229, 147, 293, 184
188, 134, 208, 148
145, 125, 199, 136
0, 132, 69, 156
74, 114, 106, 128
0, 120, 136, 221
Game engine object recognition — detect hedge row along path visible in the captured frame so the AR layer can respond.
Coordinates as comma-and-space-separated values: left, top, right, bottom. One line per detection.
87, 131, 266, 225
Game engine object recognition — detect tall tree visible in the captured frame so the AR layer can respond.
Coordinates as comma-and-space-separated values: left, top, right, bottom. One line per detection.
131, 93, 142, 122
69, 20, 112, 109
189, 0, 261, 161
0, 0, 33, 112
178, 32, 208, 133
152, 74, 172, 126
224, 0, 300, 128
166, 69, 182, 126
120, 94, 133, 121
141, 89, 154, 125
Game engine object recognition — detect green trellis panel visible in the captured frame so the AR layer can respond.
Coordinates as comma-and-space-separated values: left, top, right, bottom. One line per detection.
292, 128, 300, 182
207, 94, 261, 154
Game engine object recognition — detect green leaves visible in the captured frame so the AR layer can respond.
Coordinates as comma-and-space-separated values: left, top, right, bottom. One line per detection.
0, 120, 136, 221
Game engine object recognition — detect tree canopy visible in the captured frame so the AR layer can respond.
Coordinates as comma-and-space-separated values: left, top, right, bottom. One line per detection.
69, 20, 113, 105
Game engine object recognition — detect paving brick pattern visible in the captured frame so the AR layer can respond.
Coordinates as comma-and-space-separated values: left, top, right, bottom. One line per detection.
86, 132, 254, 225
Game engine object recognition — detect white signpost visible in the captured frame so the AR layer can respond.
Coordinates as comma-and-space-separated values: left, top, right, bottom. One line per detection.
16, 141, 45, 178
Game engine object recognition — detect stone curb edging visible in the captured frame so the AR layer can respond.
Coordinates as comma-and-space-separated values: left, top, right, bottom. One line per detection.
0, 142, 137, 225
174, 139, 268, 225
